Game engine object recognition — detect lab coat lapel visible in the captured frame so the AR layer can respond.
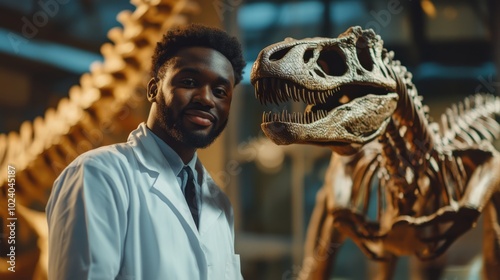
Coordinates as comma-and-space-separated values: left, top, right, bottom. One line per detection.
128, 123, 199, 235
197, 161, 224, 236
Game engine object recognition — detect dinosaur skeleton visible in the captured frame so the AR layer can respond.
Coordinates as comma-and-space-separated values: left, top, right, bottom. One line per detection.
0, 1, 198, 279
251, 26, 500, 279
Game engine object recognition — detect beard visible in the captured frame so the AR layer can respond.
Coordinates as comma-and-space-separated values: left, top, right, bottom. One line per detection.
160, 107, 228, 149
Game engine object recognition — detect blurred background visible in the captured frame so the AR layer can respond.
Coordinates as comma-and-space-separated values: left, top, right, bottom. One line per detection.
0, 0, 499, 279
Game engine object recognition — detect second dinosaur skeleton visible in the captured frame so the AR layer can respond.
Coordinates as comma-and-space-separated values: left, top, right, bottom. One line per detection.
251, 26, 500, 279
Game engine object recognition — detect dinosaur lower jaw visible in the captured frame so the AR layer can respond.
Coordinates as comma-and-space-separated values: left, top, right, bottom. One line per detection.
261, 93, 398, 149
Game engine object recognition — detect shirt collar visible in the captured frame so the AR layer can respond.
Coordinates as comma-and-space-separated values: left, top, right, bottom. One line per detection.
147, 127, 198, 183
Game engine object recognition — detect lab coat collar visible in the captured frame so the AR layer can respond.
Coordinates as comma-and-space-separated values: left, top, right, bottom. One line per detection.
127, 123, 224, 236
148, 127, 198, 184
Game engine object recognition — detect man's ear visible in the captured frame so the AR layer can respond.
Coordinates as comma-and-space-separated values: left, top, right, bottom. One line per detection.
147, 78, 158, 102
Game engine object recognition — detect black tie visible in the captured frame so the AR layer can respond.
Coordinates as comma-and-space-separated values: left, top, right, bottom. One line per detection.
182, 166, 199, 229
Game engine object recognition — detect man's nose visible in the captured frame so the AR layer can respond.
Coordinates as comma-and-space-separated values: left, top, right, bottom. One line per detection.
193, 85, 215, 108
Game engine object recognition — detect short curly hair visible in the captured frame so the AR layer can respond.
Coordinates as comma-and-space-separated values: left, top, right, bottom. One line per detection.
151, 24, 246, 86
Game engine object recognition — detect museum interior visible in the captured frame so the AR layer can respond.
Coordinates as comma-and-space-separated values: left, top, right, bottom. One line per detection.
0, 0, 499, 279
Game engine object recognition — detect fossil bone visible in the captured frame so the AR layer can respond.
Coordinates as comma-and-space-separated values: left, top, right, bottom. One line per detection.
251, 26, 500, 279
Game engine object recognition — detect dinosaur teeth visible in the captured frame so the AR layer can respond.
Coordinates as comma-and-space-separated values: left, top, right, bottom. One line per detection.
276, 87, 282, 103
284, 83, 291, 99
256, 78, 337, 106
255, 81, 261, 104
277, 81, 285, 103
263, 109, 329, 124
293, 86, 299, 101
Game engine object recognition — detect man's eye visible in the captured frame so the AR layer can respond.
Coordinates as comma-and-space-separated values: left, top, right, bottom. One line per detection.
213, 88, 227, 97
181, 79, 196, 87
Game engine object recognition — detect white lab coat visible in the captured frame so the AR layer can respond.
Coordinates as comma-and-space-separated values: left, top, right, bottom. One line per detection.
46, 123, 242, 280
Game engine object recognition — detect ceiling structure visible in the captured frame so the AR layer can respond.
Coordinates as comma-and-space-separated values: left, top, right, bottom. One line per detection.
0, 0, 133, 132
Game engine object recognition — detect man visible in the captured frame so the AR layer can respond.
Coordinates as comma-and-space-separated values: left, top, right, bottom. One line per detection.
46, 24, 246, 280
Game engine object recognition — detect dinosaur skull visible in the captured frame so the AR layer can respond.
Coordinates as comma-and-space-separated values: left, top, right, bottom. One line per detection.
251, 26, 399, 155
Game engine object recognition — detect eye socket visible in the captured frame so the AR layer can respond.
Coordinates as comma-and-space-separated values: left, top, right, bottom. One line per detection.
317, 47, 347, 76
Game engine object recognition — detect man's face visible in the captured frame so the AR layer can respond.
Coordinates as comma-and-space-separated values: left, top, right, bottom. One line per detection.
151, 47, 235, 148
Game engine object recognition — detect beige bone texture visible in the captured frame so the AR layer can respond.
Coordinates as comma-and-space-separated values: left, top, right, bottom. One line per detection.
251, 26, 500, 279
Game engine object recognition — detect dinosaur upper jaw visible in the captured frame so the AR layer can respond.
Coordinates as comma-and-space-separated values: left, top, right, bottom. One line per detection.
260, 91, 398, 153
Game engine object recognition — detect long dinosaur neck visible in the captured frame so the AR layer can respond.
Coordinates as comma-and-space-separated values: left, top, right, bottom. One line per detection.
390, 66, 437, 161
377, 66, 439, 214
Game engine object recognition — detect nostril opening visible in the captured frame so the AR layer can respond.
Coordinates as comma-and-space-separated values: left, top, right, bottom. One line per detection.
317, 47, 347, 76
303, 49, 314, 63
269, 46, 293, 61
356, 36, 374, 71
